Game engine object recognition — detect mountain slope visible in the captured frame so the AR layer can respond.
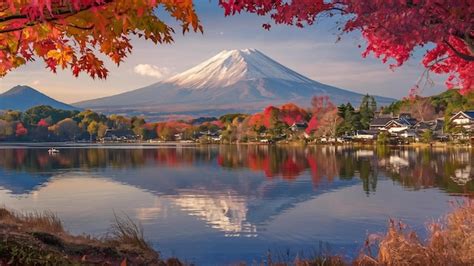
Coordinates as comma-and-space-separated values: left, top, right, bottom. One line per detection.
76, 49, 395, 116
0, 85, 78, 111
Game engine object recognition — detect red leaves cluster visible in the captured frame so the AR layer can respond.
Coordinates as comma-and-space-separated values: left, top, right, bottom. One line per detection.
37, 119, 49, 127
15, 123, 28, 137
306, 96, 336, 134
219, 0, 331, 28
249, 103, 308, 129
248, 113, 265, 128
279, 103, 308, 126
220, 0, 474, 93
263, 105, 279, 128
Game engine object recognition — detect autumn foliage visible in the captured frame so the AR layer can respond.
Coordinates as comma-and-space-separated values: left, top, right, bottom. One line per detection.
220, 0, 474, 93
37, 118, 49, 127
306, 96, 338, 134
0, 0, 202, 78
279, 103, 308, 126
15, 122, 27, 137
1, 0, 472, 95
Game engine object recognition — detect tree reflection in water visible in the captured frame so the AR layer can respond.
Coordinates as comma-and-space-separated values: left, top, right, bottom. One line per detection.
0, 146, 472, 195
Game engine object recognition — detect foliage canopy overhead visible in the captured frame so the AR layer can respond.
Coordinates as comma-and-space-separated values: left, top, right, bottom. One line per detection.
1, 0, 473, 94
0, 0, 202, 78
219, 0, 474, 93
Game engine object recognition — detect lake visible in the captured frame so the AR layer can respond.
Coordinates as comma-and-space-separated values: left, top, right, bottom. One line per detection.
0, 145, 472, 265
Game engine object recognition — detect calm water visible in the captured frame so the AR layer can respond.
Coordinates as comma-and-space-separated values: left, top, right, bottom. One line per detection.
0, 145, 472, 265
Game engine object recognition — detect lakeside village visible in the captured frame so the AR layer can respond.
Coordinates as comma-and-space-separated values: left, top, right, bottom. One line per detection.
1, 90, 473, 146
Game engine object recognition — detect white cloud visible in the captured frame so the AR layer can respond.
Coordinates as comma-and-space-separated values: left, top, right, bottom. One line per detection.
133, 64, 172, 79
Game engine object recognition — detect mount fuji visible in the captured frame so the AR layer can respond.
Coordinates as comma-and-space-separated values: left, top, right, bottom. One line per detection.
75, 49, 394, 117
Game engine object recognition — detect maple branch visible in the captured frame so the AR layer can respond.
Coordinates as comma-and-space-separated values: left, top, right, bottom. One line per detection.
463, 28, 474, 55
52, 21, 95, 31
0, 6, 100, 34
0, 1, 113, 23
443, 39, 474, 62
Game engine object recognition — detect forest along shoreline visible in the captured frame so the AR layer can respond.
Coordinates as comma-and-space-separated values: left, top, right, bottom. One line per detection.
1, 90, 474, 148
0, 202, 472, 265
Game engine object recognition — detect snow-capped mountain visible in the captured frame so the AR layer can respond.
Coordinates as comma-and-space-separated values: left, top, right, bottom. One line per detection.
76, 49, 394, 117
0, 85, 79, 111
167, 49, 314, 88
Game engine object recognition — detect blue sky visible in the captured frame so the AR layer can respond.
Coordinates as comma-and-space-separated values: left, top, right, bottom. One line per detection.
0, 1, 446, 103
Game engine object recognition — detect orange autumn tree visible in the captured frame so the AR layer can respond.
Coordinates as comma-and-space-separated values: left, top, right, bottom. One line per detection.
0, 0, 202, 78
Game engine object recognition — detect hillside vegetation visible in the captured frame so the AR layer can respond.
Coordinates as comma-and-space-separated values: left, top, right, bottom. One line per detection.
383, 89, 474, 121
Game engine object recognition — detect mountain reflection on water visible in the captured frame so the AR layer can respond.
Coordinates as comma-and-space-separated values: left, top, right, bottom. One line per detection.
0, 145, 472, 264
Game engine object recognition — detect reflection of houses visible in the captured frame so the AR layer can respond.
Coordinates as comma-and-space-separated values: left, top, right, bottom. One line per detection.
387, 154, 410, 174
449, 110, 474, 140
450, 165, 472, 186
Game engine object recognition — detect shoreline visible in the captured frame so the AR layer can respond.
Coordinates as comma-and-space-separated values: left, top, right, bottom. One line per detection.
0, 141, 472, 149
0, 141, 199, 148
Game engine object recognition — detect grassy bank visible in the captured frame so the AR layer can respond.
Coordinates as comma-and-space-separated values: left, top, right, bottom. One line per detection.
0, 208, 180, 265
1, 202, 472, 265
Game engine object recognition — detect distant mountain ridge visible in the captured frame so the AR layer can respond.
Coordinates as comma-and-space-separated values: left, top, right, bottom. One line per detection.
0, 85, 78, 111
75, 49, 395, 117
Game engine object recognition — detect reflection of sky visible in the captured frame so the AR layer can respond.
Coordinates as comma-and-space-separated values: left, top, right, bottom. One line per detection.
0, 170, 462, 265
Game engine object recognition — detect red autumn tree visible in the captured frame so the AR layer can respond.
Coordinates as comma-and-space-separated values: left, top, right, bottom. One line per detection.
0, 0, 202, 78
211, 120, 225, 129
306, 96, 336, 134
37, 119, 49, 127
15, 123, 28, 137
248, 113, 265, 128
220, 0, 474, 94
279, 103, 308, 126
263, 105, 280, 129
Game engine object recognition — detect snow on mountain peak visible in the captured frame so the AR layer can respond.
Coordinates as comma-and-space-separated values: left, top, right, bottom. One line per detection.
165, 49, 313, 89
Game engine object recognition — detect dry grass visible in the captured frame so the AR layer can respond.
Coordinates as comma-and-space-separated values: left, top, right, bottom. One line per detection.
108, 212, 155, 252
0, 207, 164, 265
356, 200, 474, 265
0, 207, 63, 233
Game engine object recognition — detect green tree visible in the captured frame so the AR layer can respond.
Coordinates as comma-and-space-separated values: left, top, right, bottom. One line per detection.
421, 130, 434, 143
336, 103, 362, 135
24, 105, 77, 125
359, 94, 377, 129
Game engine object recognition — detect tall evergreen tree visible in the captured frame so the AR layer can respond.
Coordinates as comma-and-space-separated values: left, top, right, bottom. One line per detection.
359, 94, 377, 129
